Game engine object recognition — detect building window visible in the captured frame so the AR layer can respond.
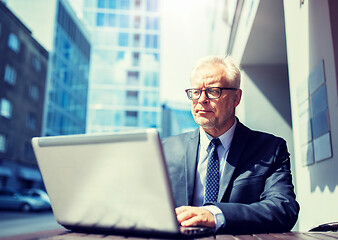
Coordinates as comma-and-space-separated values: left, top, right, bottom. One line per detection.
132, 52, 140, 66
4, 65, 17, 85
133, 34, 140, 47
143, 91, 158, 107
26, 113, 37, 131
120, 0, 130, 9
126, 91, 139, 106
32, 56, 42, 72
125, 111, 138, 126
0, 133, 7, 153
146, 16, 159, 30
134, 16, 141, 28
96, 13, 116, 27
108, 13, 116, 26
141, 111, 157, 128
116, 51, 125, 60
98, 0, 117, 8
29, 84, 39, 101
8, 33, 20, 53
0, 99, 12, 119
153, 53, 159, 61
118, 33, 129, 46
96, 12, 105, 26
127, 71, 139, 85
146, 0, 158, 12
97, 0, 105, 8
119, 14, 129, 28
134, 0, 141, 10
145, 34, 158, 49
109, 0, 117, 9
134, 0, 141, 9
144, 71, 159, 87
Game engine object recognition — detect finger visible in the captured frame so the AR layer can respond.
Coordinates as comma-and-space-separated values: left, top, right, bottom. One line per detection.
181, 215, 204, 227
182, 215, 215, 228
175, 206, 190, 215
179, 208, 216, 228
176, 208, 195, 224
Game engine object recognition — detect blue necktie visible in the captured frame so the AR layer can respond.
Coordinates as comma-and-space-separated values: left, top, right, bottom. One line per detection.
204, 138, 221, 204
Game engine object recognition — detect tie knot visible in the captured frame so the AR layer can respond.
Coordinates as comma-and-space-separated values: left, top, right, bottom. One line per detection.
210, 138, 221, 148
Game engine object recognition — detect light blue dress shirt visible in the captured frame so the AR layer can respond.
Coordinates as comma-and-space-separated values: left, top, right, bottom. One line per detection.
193, 119, 237, 231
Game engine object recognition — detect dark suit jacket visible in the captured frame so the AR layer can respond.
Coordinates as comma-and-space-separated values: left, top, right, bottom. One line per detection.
162, 120, 299, 234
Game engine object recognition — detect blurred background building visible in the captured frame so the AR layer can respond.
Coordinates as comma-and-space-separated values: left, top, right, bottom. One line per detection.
1, 0, 91, 189
82, 0, 161, 133
161, 102, 197, 138
5, 0, 91, 136
0, 1, 47, 188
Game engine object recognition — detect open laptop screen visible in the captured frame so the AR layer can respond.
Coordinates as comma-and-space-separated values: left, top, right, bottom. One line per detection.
32, 129, 180, 235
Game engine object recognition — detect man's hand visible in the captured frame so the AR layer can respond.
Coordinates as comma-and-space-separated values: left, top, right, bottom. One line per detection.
175, 206, 216, 228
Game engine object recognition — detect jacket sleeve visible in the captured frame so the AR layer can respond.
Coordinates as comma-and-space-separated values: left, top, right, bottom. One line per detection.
214, 139, 300, 234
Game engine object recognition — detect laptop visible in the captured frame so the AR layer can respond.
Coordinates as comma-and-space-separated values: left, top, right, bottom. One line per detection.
31, 129, 214, 238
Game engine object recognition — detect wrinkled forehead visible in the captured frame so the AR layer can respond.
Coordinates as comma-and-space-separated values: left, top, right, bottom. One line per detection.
191, 64, 229, 86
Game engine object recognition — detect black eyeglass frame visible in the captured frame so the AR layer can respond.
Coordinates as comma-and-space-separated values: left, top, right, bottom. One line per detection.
185, 87, 238, 100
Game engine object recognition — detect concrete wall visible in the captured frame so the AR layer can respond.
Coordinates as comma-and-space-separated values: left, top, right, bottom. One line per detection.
237, 65, 294, 156
284, 0, 338, 231
225, 0, 338, 231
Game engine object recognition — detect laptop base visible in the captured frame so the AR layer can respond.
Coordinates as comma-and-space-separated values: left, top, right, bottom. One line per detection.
63, 224, 215, 239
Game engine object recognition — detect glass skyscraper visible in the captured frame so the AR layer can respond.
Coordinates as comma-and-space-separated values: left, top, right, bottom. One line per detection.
82, 0, 161, 133
45, 0, 91, 136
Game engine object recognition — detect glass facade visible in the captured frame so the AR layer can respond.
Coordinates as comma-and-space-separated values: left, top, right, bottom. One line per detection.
43, 0, 91, 136
83, 0, 161, 133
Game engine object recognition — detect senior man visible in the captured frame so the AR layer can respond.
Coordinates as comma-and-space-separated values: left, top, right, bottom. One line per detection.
162, 56, 299, 234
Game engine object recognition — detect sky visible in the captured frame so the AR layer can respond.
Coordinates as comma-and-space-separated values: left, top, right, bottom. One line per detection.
159, 0, 210, 105
69, 0, 211, 107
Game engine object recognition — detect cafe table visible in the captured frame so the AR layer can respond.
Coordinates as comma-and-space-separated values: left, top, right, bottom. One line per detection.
1, 229, 338, 240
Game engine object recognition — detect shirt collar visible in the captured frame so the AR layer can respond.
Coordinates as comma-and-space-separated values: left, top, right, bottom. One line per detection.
199, 118, 237, 152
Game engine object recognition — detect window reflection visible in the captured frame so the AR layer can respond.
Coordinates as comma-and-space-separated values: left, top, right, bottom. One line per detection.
0, 98, 12, 119
127, 71, 139, 85
8, 33, 20, 52
125, 111, 138, 126
146, 16, 159, 30
4, 65, 17, 85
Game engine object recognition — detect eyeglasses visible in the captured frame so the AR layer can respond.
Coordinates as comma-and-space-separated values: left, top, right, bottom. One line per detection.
185, 87, 238, 100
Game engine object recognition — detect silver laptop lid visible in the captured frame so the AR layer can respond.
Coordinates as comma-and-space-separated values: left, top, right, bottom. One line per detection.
31, 129, 179, 234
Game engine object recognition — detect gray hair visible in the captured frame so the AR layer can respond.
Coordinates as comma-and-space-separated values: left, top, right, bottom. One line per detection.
190, 55, 241, 89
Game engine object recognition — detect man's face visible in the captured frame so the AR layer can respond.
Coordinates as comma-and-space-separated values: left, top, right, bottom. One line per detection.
190, 64, 241, 137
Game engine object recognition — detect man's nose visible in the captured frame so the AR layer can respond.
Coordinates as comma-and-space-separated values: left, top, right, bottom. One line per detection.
198, 90, 209, 103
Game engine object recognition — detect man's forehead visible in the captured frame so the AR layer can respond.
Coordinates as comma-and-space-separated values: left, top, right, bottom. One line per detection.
192, 66, 226, 84
193, 63, 225, 76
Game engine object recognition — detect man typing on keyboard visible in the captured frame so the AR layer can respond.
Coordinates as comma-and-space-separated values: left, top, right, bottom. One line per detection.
162, 56, 299, 234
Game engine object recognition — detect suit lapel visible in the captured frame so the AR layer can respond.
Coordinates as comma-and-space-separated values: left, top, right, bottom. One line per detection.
218, 121, 250, 201
185, 129, 200, 205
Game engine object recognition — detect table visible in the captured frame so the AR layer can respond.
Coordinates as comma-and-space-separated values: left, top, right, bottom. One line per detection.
1, 229, 338, 240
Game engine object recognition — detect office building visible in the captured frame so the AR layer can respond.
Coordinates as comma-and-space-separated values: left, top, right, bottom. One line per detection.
82, 0, 161, 133
5, 0, 91, 136
0, 1, 48, 188
161, 102, 198, 138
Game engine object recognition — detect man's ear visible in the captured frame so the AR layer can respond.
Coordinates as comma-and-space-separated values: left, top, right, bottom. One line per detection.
234, 89, 242, 107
